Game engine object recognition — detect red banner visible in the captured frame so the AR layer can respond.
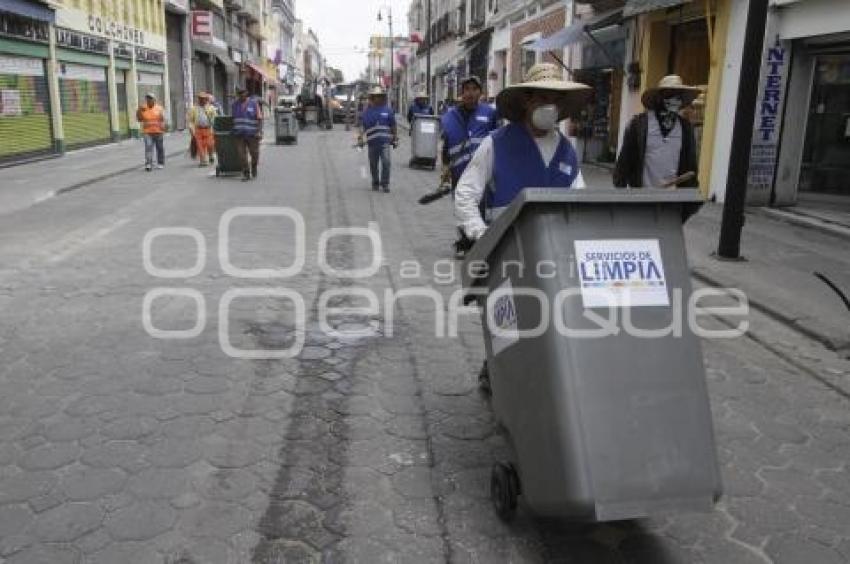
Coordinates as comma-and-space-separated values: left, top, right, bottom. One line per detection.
191, 11, 212, 39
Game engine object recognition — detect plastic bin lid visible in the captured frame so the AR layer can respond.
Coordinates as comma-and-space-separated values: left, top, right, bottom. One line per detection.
460, 187, 704, 292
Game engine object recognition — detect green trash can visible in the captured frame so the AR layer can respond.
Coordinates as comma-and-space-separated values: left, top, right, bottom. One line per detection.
461, 188, 721, 522
213, 116, 242, 177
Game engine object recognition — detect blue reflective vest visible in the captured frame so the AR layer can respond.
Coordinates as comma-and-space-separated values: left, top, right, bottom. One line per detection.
231, 98, 261, 137
441, 103, 499, 181
489, 123, 579, 209
407, 101, 434, 123
361, 104, 396, 147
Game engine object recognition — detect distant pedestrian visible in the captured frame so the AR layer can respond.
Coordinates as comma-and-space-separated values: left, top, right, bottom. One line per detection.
136, 93, 166, 171
187, 92, 218, 167
357, 86, 397, 192
406, 88, 434, 134
231, 87, 264, 181
614, 75, 701, 188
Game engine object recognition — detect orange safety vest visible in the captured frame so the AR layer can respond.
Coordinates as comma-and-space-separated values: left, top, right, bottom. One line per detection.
138, 105, 164, 134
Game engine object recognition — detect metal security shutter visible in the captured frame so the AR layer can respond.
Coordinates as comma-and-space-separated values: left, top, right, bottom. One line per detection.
115, 70, 129, 137
59, 62, 111, 148
0, 55, 53, 162
137, 71, 165, 113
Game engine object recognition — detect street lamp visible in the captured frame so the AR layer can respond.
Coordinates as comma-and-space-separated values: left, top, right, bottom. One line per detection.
377, 5, 393, 109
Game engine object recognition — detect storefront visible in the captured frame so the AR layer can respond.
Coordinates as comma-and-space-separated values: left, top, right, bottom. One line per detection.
531, 7, 625, 164
0, 4, 56, 163
57, 60, 111, 148
0, 53, 53, 162
758, 0, 850, 205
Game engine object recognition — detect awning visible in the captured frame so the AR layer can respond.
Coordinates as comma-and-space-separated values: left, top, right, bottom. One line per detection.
194, 38, 231, 63
462, 25, 494, 46
245, 62, 271, 81
450, 29, 493, 69
1, 0, 54, 23
530, 8, 623, 51
623, 0, 691, 17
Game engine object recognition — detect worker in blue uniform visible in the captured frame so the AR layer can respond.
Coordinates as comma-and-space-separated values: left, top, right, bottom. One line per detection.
406, 88, 434, 132
357, 86, 398, 193
440, 75, 500, 258
454, 62, 592, 391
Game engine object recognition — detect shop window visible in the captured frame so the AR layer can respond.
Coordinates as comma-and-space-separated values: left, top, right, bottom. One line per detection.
521, 48, 537, 79
799, 54, 850, 195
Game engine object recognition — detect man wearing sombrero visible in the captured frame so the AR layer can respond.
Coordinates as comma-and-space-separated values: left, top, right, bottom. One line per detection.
614, 75, 701, 188
454, 63, 592, 241
187, 91, 219, 167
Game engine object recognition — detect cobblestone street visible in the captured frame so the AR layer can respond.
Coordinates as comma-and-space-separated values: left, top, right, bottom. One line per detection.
0, 127, 848, 563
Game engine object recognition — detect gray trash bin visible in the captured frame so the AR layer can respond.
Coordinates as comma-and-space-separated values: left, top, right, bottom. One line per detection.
461, 188, 721, 522
409, 115, 439, 170
275, 108, 298, 145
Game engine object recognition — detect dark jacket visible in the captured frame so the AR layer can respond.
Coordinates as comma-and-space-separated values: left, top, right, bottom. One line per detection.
613, 112, 699, 188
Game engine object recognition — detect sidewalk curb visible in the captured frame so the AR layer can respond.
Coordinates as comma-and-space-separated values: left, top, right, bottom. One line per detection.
691, 269, 850, 354
54, 148, 186, 196
750, 207, 850, 240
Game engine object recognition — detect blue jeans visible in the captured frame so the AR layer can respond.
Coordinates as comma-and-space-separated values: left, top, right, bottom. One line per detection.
144, 133, 164, 166
368, 143, 391, 188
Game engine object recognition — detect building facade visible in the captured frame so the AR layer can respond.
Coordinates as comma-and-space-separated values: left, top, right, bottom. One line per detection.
270, 0, 295, 94
0, 0, 168, 163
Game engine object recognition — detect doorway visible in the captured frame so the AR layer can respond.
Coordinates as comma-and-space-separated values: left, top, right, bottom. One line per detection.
799, 52, 850, 196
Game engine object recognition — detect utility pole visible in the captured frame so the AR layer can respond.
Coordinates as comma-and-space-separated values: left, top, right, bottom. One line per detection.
378, 6, 394, 109
717, 0, 770, 259
426, 0, 432, 105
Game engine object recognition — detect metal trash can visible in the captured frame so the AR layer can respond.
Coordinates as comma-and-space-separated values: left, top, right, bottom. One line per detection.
275, 108, 298, 145
409, 115, 439, 170
461, 188, 721, 522
302, 106, 318, 127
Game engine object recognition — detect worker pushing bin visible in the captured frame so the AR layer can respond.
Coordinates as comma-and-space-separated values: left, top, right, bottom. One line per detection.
409, 115, 439, 170
275, 107, 298, 145
461, 187, 722, 522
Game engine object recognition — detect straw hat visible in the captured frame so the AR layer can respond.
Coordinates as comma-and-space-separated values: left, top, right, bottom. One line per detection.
368, 86, 386, 97
641, 75, 701, 109
496, 63, 592, 123
197, 91, 210, 100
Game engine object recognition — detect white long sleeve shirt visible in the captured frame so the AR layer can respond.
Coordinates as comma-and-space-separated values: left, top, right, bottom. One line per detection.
454, 128, 585, 240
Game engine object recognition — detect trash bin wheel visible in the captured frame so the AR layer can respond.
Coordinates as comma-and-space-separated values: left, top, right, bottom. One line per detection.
491, 461, 519, 522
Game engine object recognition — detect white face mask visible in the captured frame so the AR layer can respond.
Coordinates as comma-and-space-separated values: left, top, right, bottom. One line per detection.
662, 96, 683, 113
531, 104, 559, 131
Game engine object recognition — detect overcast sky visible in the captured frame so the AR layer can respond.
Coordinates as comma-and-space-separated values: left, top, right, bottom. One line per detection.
296, 0, 411, 82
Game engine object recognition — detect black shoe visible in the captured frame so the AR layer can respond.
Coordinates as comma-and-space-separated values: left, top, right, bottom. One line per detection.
372, 184, 380, 191
382, 186, 390, 193
251, 166, 258, 178
145, 164, 152, 171
242, 171, 251, 182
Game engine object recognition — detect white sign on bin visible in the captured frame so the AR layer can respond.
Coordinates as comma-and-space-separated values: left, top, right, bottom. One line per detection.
574, 239, 669, 308
419, 121, 436, 133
